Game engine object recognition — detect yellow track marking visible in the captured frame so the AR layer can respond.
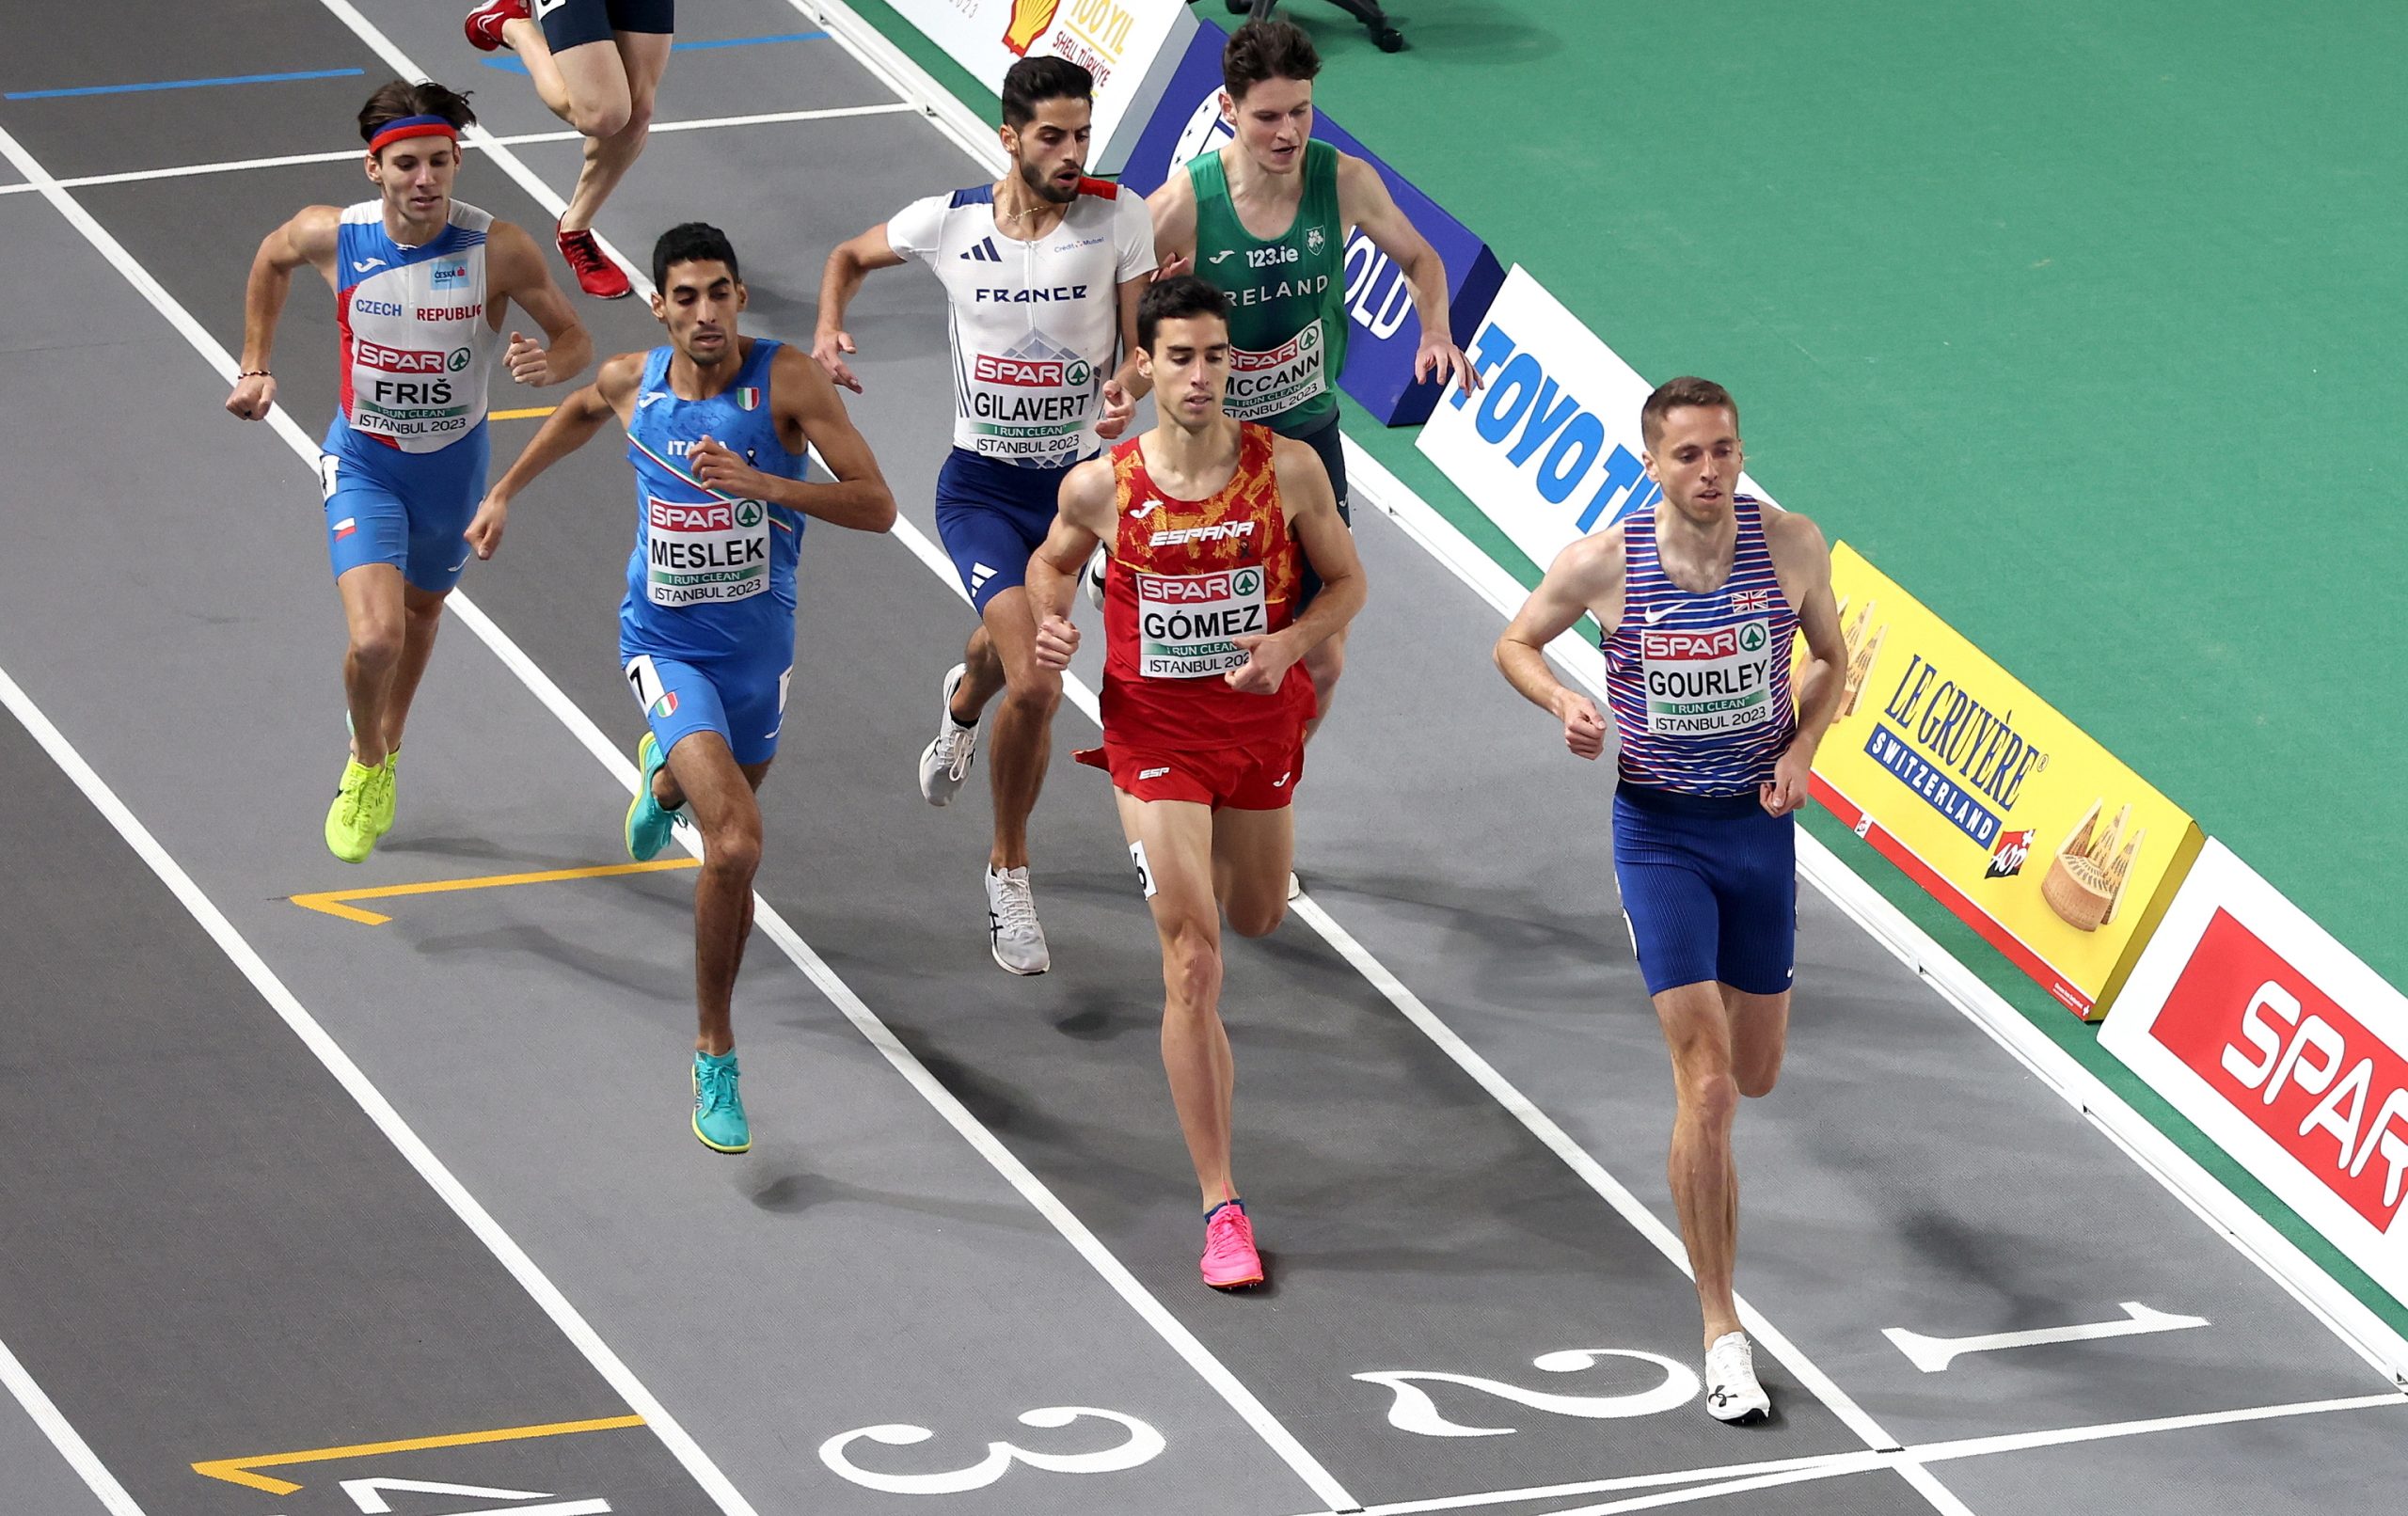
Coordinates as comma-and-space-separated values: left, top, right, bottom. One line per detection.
490, 404, 558, 420
192, 1413, 646, 1494
291, 858, 698, 925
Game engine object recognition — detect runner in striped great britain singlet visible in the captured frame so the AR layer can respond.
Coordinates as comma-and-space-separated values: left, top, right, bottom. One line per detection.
1149, 18, 1478, 740
1495, 378, 1850, 1428
476, 224, 896, 1155
227, 79, 589, 865
1027, 276, 1364, 1292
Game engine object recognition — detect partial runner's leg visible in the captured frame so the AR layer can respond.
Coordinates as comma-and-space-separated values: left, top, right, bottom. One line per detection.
1118, 790, 1238, 1212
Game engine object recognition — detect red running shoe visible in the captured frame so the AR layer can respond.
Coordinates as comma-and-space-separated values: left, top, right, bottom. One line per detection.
463, 0, 530, 53
557, 224, 633, 300
1200, 1200, 1263, 1290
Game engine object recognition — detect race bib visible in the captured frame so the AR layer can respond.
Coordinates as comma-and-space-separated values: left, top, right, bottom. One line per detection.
1640, 621, 1776, 735
1135, 565, 1266, 678
968, 350, 1094, 464
1223, 324, 1327, 421
644, 495, 769, 607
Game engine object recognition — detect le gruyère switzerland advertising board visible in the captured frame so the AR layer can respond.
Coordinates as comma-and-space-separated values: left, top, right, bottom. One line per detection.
1805, 544, 2204, 1018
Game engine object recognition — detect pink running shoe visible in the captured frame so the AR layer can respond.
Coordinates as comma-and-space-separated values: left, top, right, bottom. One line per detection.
1200, 1201, 1264, 1290
464, 0, 530, 54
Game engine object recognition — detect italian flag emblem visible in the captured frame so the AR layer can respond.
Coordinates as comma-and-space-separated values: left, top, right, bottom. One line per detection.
652, 691, 679, 719
735, 387, 761, 410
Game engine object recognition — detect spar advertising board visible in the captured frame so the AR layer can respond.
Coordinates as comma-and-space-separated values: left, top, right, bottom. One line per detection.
1418, 265, 1770, 572
2102, 842, 2408, 1311
880, 0, 1197, 172
1807, 545, 2204, 1019
1113, 23, 1505, 425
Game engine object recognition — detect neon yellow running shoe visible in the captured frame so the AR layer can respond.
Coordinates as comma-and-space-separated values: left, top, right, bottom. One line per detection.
372, 749, 399, 836
324, 756, 389, 863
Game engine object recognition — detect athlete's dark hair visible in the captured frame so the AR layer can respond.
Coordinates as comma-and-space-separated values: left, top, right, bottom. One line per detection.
357, 79, 476, 156
1137, 276, 1229, 353
1640, 377, 1739, 449
652, 222, 742, 291
1222, 19, 1321, 100
1000, 56, 1094, 129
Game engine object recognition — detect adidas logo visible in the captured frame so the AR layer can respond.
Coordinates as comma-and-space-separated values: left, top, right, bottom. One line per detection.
969, 561, 997, 593
958, 237, 1003, 262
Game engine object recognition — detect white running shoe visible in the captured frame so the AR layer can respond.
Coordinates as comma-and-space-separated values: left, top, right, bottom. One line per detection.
1287, 871, 1303, 901
918, 663, 979, 806
1703, 1332, 1771, 1424
986, 865, 1051, 975
1081, 545, 1109, 610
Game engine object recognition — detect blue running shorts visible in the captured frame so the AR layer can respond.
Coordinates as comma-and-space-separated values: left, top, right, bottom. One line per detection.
622, 650, 792, 767
1611, 782, 1798, 998
933, 447, 1080, 614
319, 428, 489, 594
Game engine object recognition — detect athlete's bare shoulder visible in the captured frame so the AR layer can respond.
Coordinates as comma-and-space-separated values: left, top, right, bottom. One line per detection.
276, 204, 344, 267
1146, 167, 1196, 251
1268, 433, 1336, 519
589, 350, 647, 420
1059, 450, 1118, 533
1757, 499, 1830, 569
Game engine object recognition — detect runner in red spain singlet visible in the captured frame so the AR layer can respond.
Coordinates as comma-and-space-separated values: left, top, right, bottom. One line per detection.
1029, 276, 1365, 1292
1082, 420, 1317, 806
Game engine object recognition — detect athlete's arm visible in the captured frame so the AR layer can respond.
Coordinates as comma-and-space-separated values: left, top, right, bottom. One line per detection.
1100, 276, 1151, 430
1335, 153, 1476, 398
687, 345, 896, 533
486, 219, 593, 387
1494, 531, 1625, 760
1229, 439, 1367, 696
226, 205, 340, 421
813, 224, 909, 393
1028, 458, 1118, 671
465, 351, 643, 559
1145, 172, 1198, 279
1762, 507, 1846, 817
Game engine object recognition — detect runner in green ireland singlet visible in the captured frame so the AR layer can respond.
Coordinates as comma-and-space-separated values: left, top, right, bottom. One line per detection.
1149, 19, 1478, 751
1186, 138, 1349, 438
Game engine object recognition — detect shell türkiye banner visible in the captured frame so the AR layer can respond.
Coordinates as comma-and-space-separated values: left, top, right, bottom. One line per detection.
1804, 545, 2204, 1019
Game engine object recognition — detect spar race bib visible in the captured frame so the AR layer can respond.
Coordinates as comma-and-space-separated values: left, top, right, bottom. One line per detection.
967, 349, 1095, 465
644, 495, 770, 607
1223, 324, 1327, 421
1640, 621, 1776, 735
1135, 565, 1267, 678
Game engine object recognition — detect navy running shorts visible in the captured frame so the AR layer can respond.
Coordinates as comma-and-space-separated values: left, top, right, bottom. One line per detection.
933, 446, 1081, 614
1611, 782, 1798, 998
539, 0, 674, 53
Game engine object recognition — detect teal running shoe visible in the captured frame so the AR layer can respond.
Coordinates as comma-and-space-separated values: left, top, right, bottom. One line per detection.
692, 1050, 750, 1154
625, 732, 681, 861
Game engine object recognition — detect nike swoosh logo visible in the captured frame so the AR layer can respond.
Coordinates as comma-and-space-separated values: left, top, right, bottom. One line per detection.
637, 392, 669, 407
448, 555, 471, 572
351, 258, 386, 273
1642, 604, 1677, 624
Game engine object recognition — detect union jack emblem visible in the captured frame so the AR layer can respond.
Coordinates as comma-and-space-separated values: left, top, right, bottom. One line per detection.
1732, 589, 1772, 612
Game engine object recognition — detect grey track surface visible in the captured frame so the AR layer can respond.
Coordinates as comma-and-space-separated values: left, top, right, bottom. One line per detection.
2, 2, 2402, 1514
0, 1392, 114, 1516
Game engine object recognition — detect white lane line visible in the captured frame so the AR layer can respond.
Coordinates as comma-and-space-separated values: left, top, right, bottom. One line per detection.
0, 103, 917, 197
1907, 1388, 2408, 1465
1343, 436, 2408, 1388
1277, 1451, 1881, 1516
0, 1334, 150, 1516
1282, 1385, 2408, 1516
0, 656, 762, 1516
